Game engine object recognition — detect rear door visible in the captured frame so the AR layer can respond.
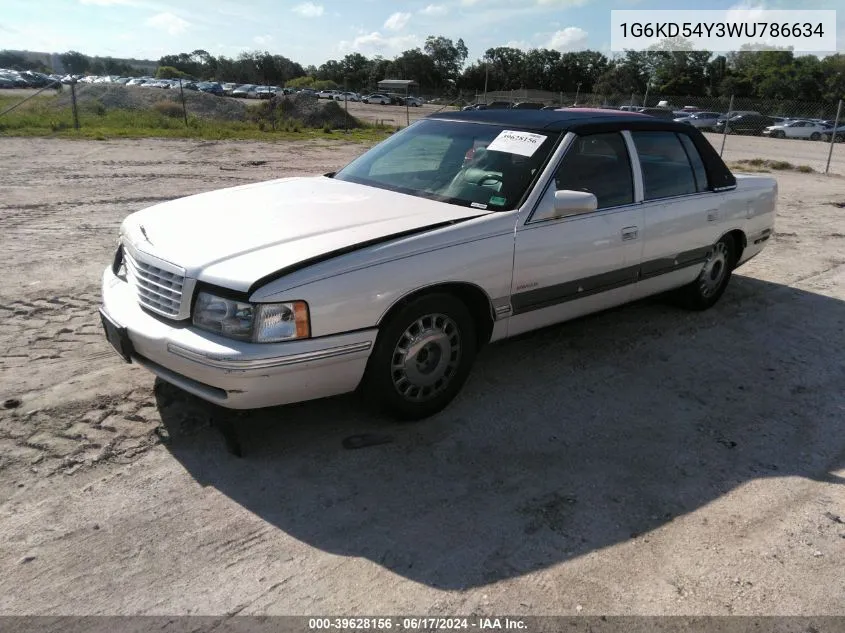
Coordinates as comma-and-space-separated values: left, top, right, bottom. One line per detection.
508, 131, 644, 337
628, 130, 725, 298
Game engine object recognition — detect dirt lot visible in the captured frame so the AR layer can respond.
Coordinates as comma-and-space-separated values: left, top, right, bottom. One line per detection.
1, 135, 844, 617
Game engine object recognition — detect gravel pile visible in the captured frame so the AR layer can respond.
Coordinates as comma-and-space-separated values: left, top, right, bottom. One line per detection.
275, 93, 363, 128
53, 84, 249, 121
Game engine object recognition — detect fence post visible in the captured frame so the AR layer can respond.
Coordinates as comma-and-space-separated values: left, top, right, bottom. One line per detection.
825, 99, 842, 175
720, 94, 734, 158
70, 80, 80, 131
178, 78, 188, 128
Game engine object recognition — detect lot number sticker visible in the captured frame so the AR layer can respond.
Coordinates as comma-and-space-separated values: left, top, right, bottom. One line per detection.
486, 130, 548, 157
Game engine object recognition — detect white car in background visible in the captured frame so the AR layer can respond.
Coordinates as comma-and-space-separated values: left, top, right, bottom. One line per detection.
677, 111, 724, 130
762, 120, 829, 140
363, 93, 391, 105
333, 91, 360, 102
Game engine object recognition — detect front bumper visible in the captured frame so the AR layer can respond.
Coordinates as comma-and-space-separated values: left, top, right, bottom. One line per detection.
101, 266, 377, 409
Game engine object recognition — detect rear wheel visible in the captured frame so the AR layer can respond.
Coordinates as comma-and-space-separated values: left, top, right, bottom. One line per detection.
361, 294, 477, 421
773, 130, 785, 139
810, 132, 821, 141
672, 235, 737, 311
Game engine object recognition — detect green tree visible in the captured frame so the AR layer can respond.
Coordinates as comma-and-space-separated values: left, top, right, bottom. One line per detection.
483, 46, 526, 90
156, 66, 188, 79
424, 35, 468, 87
60, 50, 89, 75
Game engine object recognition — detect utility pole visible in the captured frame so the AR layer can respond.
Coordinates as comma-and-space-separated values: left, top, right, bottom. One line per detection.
482, 58, 489, 105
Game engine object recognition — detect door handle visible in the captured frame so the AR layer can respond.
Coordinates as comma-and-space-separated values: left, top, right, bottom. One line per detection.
621, 226, 638, 241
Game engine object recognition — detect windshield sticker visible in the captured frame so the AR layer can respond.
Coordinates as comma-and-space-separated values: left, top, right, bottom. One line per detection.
470, 202, 488, 209
489, 195, 506, 206
486, 130, 548, 157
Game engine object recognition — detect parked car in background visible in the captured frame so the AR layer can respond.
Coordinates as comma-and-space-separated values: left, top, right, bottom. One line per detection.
232, 84, 257, 98
251, 85, 276, 99
821, 125, 845, 142
0, 75, 15, 88
483, 101, 514, 110
333, 91, 360, 102
403, 96, 424, 107
714, 114, 776, 135
221, 82, 238, 96
677, 111, 724, 130
512, 101, 544, 110
639, 107, 677, 120
318, 90, 338, 99
762, 119, 830, 140
100, 109, 776, 420
197, 82, 224, 96
19, 71, 53, 87
362, 93, 391, 105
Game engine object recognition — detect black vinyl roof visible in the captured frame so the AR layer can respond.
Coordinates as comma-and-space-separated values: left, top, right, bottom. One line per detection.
429, 108, 699, 132
426, 107, 737, 191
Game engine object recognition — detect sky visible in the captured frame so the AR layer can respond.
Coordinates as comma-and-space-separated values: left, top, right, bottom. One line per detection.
0, 0, 842, 67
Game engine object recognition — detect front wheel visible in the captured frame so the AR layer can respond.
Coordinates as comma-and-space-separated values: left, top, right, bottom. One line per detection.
672, 235, 737, 311
361, 294, 477, 421
810, 132, 821, 141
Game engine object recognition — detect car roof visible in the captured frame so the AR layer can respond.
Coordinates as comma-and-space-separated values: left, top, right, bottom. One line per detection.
426, 107, 737, 191
427, 107, 697, 133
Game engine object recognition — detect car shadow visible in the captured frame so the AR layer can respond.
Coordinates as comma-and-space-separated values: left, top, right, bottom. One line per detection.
156, 275, 845, 590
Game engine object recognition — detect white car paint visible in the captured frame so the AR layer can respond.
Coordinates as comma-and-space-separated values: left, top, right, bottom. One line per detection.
120, 177, 492, 293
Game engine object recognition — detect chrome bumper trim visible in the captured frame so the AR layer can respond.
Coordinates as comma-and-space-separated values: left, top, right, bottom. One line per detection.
166, 340, 373, 370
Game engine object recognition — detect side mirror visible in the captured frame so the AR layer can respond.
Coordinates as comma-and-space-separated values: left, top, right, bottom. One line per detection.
553, 189, 598, 217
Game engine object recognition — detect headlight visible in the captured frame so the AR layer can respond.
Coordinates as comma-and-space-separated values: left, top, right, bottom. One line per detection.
192, 291, 310, 343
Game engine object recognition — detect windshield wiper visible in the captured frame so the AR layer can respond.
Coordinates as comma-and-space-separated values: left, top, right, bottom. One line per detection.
324, 171, 336, 178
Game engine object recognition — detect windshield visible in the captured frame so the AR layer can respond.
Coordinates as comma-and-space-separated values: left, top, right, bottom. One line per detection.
333, 118, 559, 211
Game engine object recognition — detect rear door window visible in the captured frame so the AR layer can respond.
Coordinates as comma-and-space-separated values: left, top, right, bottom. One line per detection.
631, 131, 698, 200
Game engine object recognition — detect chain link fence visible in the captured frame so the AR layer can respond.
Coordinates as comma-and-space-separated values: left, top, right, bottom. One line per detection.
469, 89, 844, 175
2, 79, 843, 174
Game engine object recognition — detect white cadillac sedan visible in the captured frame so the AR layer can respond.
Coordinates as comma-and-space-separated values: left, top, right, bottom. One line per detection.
100, 109, 777, 420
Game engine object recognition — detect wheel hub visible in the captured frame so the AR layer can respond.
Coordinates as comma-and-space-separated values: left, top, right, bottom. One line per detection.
699, 242, 729, 298
391, 314, 461, 401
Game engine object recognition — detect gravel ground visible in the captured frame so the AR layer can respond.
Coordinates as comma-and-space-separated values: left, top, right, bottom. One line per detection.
0, 136, 844, 617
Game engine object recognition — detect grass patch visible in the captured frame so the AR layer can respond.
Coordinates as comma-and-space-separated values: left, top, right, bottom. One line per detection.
730, 158, 817, 174
0, 95, 390, 143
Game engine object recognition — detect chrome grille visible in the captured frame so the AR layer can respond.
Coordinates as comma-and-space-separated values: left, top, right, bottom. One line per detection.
123, 246, 186, 318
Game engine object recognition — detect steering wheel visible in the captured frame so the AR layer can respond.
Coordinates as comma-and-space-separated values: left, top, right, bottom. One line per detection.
463, 168, 504, 188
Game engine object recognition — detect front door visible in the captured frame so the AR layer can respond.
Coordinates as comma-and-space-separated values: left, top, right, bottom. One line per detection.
508, 131, 644, 337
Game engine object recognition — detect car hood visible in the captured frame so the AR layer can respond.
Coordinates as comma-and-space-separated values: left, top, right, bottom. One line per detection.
120, 176, 490, 293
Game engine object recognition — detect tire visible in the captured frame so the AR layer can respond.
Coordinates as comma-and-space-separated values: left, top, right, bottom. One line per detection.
810, 132, 821, 141
773, 130, 785, 139
361, 293, 477, 421
672, 235, 737, 311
